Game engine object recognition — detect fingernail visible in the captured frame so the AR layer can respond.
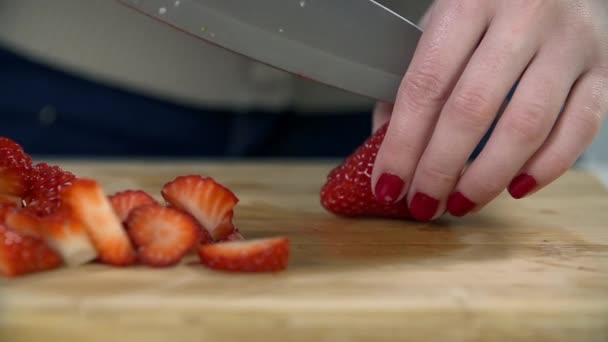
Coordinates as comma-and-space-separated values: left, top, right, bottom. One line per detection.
508, 174, 537, 199
447, 192, 476, 217
375, 173, 405, 204
410, 192, 439, 222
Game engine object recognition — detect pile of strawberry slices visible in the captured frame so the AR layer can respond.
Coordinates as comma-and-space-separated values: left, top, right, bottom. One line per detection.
0, 137, 289, 277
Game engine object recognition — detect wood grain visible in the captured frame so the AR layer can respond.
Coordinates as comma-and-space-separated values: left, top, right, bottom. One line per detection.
0, 161, 607, 342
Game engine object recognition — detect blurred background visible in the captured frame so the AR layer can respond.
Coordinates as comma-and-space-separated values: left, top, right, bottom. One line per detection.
0, 0, 429, 158
0, 0, 605, 165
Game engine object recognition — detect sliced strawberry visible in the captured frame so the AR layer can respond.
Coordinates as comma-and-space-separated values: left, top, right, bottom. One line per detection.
109, 190, 157, 222
2, 207, 42, 238
162, 176, 238, 241
25, 163, 76, 217
0, 194, 22, 207
38, 210, 97, 266
0, 148, 33, 197
320, 124, 411, 218
126, 204, 199, 267
214, 210, 236, 240
222, 229, 245, 242
61, 179, 135, 266
0, 224, 63, 277
0, 137, 24, 151
197, 237, 289, 272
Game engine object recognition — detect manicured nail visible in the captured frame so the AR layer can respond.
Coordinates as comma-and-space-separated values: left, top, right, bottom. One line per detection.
508, 174, 537, 199
375, 173, 405, 204
410, 192, 439, 222
447, 192, 476, 217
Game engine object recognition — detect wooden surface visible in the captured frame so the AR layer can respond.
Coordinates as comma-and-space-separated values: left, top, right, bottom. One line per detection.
0, 161, 607, 342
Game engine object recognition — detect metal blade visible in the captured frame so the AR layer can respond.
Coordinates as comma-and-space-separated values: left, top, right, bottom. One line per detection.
119, 0, 422, 102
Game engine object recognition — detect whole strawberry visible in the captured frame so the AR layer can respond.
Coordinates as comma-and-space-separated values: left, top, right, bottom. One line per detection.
320, 124, 411, 218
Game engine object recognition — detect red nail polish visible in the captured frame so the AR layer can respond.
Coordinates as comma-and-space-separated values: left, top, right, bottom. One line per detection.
410, 192, 439, 222
508, 174, 537, 199
447, 192, 476, 217
375, 173, 405, 204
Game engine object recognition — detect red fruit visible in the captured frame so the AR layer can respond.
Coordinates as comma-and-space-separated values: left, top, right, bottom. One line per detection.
109, 190, 158, 222
222, 229, 245, 242
0, 148, 33, 197
0, 194, 22, 207
197, 237, 289, 273
320, 124, 411, 218
0, 224, 63, 277
0, 137, 24, 151
1, 207, 42, 238
26, 163, 76, 217
214, 210, 236, 240
38, 210, 97, 266
161, 176, 238, 241
61, 179, 135, 266
126, 204, 199, 267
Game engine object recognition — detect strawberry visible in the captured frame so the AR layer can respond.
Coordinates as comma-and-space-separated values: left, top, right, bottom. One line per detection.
109, 190, 157, 222
25, 163, 76, 217
0, 137, 24, 151
197, 237, 289, 272
38, 210, 97, 266
1, 207, 42, 238
0, 194, 22, 207
0, 148, 33, 197
161, 176, 238, 241
222, 229, 245, 241
61, 179, 135, 266
126, 204, 199, 267
320, 124, 411, 218
214, 210, 236, 239
0, 224, 63, 277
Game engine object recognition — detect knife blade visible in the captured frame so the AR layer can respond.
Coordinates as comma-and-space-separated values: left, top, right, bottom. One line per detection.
119, 0, 423, 103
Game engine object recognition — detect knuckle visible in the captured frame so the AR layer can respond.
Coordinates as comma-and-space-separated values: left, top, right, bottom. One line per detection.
447, 88, 495, 131
400, 69, 448, 115
502, 103, 550, 144
473, 178, 503, 198
419, 163, 459, 186
544, 150, 573, 177
567, 109, 603, 136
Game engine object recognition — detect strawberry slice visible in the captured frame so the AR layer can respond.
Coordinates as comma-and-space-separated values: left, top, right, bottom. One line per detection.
126, 204, 199, 267
61, 179, 135, 266
222, 229, 245, 241
197, 237, 289, 272
0, 137, 25, 151
25, 163, 76, 217
0, 224, 63, 277
161, 176, 238, 241
0, 194, 22, 207
214, 210, 236, 240
1, 206, 42, 238
109, 190, 157, 222
38, 210, 97, 266
320, 124, 411, 218
0, 148, 33, 197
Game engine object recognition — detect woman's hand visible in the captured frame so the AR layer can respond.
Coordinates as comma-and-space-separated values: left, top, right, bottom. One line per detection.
372, 0, 608, 221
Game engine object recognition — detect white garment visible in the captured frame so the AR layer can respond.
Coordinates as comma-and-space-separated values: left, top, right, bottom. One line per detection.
0, 0, 384, 111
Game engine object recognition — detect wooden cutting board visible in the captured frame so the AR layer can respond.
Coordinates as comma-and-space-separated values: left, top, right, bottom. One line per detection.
1, 161, 607, 342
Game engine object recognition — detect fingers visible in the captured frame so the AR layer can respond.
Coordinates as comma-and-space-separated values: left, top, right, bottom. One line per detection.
372, 102, 393, 133
372, 1, 491, 206
507, 70, 608, 199
445, 41, 587, 216
406, 3, 550, 221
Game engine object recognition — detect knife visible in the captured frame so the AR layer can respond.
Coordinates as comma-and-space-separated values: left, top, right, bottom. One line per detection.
118, 0, 423, 103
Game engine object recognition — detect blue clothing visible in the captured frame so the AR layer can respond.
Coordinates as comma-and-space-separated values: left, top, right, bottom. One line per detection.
0, 47, 493, 159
